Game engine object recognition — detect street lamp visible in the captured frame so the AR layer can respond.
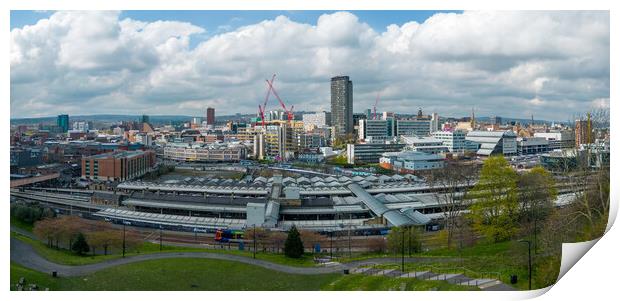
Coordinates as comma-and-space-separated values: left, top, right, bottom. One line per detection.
330, 230, 333, 259
401, 227, 405, 273
122, 220, 131, 258
519, 240, 532, 290
159, 225, 163, 251
253, 225, 257, 259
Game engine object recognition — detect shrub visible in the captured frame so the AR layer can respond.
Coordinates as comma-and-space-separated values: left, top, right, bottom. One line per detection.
284, 225, 304, 258
71, 233, 90, 255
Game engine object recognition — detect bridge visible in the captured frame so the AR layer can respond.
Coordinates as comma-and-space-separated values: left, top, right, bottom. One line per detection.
10, 173, 60, 188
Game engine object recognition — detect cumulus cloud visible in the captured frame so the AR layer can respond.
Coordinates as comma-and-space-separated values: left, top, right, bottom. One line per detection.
10, 10, 609, 121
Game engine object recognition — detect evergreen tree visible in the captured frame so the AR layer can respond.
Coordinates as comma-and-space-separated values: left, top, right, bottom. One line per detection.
71, 233, 90, 255
284, 225, 304, 258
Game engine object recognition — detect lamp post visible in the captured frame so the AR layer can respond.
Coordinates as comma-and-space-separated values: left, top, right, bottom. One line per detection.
330, 230, 333, 259
253, 225, 257, 259
348, 214, 352, 257
159, 225, 163, 251
401, 228, 405, 273
122, 220, 131, 258
519, 240, 532, 290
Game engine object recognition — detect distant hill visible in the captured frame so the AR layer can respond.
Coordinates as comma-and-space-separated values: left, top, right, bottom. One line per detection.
10, 113, 555, 126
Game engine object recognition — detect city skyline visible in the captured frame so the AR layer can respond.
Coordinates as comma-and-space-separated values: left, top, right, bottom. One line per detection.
10, 10, 610, 121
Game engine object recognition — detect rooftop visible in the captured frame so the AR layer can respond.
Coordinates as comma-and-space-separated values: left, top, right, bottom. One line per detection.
88, 150, 148, 159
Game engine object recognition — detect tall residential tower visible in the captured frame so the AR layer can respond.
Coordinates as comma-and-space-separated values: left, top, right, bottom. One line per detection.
330, 76, 353, 138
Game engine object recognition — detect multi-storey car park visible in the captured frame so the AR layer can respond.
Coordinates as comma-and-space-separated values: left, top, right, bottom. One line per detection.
10, 169, 578, 235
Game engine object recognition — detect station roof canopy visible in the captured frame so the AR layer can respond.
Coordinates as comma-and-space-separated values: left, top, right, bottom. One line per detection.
347, 183, 432, 227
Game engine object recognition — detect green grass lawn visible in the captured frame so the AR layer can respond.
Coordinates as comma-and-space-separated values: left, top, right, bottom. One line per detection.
324, 274, 478, 291
364, 240, 558, 291
10, 217, 34, 232
10, 259, 340, 291
339, 239, 560, 291
10, 260, 477, 291
11, 231, 316, 267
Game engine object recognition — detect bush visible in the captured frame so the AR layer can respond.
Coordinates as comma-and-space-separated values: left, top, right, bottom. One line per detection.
10, 203, 52, 225
284, 225, 304, 258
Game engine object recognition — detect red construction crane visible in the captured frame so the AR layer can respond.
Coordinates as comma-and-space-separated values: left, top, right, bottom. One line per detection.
258, 74, 276, 127
373, 92, 380, 120
265, 76, 294, 121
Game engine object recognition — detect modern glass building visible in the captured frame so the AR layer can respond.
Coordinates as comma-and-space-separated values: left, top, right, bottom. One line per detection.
57, 114, 69, 133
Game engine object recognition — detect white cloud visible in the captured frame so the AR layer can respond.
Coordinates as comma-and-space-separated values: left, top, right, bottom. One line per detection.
10, 10, 609, 121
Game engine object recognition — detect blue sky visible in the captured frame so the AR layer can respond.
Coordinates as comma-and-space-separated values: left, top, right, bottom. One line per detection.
10, 11, 609, 120
12, 10, 459, 50
11, 10, 459, 32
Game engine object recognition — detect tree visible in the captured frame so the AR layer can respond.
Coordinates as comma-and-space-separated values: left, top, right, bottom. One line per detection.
428, 162, 478, 249
33, 218, 58, 248
71, 233, 90, 255
387, 226, 422, 255
468, 155, 519, 242
87, 230, 119, 255
266, 231, 288, 254
557, 110, 610, 241
56, 216, 83, 249
243, 227, 269, 252
284, 225, 304, 258
299, 230, 326, 253
517, 166, 557, 250
366, 237, 387, 253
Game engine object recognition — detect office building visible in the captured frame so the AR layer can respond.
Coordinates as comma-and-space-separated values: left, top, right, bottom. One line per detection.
401, 136, 449, 154
380, 151, 445, 173
533, 131, 576, 149
263, 121, 304, 161
207, 107, 216, 125
395, 119, 432, 137
346, 143, 406, 164
431, 113, 440, 133
465, 131, 517, 156
516, 137, 549, 155
57, 114, 69, 133
302, 111, 331, 131
72, 121, 89, 132
163, 143, 247, 162
358, 119, 389, 141
330, 76, 353, 138
432, 130, 468, 153
81, 150, 156, 181
353, 113, 367, 137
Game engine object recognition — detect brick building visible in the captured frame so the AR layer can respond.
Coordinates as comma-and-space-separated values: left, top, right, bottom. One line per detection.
81, 150, 155, 182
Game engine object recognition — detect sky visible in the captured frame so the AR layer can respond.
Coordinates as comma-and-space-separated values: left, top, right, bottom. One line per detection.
10, 10, 610, 121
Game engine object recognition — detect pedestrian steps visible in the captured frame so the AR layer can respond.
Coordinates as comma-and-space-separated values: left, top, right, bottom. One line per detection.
459, 278, 498, 287
352, 267, 513, 291
428, 273, 462, 281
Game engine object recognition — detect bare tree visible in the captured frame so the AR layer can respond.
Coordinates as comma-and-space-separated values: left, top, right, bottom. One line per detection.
558, 109, 610, 241
428, 161, 478, 248
266, 231, 287, 254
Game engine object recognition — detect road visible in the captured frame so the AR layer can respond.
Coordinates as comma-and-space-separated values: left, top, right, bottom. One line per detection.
10, 234, 456, 277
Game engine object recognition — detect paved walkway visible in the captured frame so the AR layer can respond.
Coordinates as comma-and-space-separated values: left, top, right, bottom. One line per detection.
11, 227, 514, 291
10, 234, 455, 277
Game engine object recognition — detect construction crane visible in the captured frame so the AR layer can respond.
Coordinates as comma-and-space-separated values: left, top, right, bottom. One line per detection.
258, 74, 276, 127
373, 92, 380, 120
265, 76, 294, 121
